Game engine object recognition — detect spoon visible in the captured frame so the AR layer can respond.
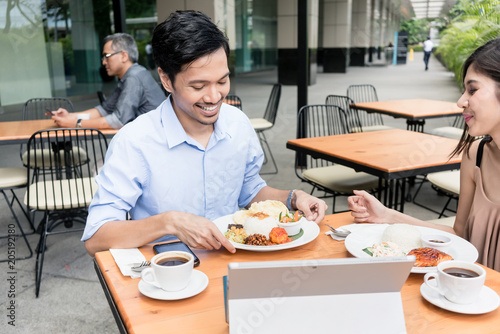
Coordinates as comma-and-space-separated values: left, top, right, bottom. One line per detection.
326, 224, 351, 237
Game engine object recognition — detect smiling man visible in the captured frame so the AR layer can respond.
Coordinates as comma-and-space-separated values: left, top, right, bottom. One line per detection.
82, 10, 327, 256
49, 33, 165, 129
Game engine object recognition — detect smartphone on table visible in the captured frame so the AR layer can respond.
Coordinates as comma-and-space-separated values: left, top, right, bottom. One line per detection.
153, 240, 200, 267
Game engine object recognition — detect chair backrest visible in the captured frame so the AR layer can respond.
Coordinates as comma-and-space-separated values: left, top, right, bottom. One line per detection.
345, 85, 385, 127
263, 84, 282, 125
325, 95, 363, 133
25, 128, 108, 211
23, 97, 74, 120
224, 94, 243, 110
346, 84, 379, 103
295, 104, 349, 171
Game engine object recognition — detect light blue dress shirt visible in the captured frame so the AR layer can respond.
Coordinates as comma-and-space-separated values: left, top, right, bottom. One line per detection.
82, 98, 266, 241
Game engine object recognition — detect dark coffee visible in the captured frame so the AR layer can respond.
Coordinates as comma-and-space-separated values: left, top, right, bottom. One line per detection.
157, 257, 189, 267
443, 267, 480, 278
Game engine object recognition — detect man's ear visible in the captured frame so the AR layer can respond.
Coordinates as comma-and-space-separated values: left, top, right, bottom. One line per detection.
121, 51, 130, 63
158, 68, 173, 93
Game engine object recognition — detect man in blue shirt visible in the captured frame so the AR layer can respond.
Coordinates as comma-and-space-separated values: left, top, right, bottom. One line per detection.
83, 11, 327, 256
50, 33, 165, 129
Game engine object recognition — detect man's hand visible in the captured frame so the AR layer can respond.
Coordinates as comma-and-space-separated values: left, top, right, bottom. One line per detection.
166, 212, 236, 253
293, 190, 327, 224
51, 108, 78, 128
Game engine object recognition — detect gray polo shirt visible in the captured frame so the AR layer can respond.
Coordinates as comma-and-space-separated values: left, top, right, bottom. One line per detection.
96, 63, 165, 129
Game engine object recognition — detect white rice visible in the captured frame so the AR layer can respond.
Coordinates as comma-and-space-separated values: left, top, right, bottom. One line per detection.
381, 224, 422, 253
243, 216, 278, 238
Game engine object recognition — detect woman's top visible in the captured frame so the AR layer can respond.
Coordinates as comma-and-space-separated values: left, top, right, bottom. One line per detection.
464, 138, 500, 271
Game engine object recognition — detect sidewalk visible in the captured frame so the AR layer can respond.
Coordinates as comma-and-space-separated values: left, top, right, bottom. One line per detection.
0, 52, 462, 333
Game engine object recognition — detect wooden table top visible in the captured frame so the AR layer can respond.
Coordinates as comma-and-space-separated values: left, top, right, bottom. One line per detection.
287, 129, 461, 179
0, 119, 118, 145
353, 99, 462, 120
94, 212, 500, 334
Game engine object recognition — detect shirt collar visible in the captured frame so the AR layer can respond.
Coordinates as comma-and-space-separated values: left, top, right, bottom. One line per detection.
160, 97, 230, 149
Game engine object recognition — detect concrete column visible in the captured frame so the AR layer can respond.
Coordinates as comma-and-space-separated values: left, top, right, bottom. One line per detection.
69, 0, 101, 83
350, 0, 371, 66
322, 0, 352, 73
277, 0, 319, 85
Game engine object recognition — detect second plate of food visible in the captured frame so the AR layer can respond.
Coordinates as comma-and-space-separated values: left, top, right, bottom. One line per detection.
343, 224, 478, 273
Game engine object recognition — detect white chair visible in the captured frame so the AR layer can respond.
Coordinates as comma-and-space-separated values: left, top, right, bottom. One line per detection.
0, 167, 34, 261
249, 84, 282, 174
428, 115, 464, 140
413, 170, 460, 218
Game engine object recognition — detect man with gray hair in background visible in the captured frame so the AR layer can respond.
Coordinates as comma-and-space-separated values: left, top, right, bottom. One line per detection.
49, 33, 165, 129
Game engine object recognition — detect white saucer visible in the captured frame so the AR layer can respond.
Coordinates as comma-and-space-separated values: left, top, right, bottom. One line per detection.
420, 281, 500, 314
138, 269, 209, 300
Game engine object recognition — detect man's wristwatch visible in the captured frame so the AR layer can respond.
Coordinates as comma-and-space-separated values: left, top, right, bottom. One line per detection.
76, 119, 82, 128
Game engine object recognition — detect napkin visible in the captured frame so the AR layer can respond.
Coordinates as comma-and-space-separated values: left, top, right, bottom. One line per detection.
110, 248, 147, 279
325, 230, 347, 241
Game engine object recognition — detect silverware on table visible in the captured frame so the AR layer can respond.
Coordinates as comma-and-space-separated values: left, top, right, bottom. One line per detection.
326, 224, 351, 237
130, 260, 151, 272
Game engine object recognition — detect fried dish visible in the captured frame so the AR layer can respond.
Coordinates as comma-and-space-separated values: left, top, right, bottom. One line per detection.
408, 247, 453, 267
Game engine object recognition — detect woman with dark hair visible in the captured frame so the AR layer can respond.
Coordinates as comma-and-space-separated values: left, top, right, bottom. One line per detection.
348, 38, 500, 271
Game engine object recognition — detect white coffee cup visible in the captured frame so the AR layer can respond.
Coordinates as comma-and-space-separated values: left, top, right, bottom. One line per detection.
141, 251, 194, 292
424, 260, 486, 304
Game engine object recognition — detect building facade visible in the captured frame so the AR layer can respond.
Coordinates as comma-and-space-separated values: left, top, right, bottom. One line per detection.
0, 0, 408, 112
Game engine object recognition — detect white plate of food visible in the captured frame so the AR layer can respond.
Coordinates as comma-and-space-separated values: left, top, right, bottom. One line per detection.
214, 214, 320, 252
343, 223, 478, 274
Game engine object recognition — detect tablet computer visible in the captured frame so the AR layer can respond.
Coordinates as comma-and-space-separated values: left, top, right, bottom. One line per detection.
226, 256, 415, 333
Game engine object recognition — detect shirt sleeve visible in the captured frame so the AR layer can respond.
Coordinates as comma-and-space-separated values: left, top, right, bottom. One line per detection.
237, 126, 267, 208
82, 132, 147, 241
101, 76, 145, 129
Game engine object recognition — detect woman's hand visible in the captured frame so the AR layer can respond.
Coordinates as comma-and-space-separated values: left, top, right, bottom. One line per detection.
347, 190, 389, 224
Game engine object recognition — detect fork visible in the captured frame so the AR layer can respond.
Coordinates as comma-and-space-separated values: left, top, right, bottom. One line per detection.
326, 224, 351, 237
131, 260, 151, 272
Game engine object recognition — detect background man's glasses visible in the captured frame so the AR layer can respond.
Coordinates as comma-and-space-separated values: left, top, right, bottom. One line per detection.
102, 51, 123, 62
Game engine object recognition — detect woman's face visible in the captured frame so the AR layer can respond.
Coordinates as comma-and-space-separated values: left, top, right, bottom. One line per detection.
457, 64, 500, 137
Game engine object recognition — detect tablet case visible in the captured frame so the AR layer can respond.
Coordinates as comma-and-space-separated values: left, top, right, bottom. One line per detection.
225, 256, 415, 334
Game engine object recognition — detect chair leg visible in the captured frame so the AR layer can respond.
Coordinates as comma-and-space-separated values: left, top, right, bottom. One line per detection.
0, 190, 34, 262
35, 216, 49, 297
258, 132, 278, 175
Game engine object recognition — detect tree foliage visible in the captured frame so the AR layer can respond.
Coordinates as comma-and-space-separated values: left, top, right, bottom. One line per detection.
436, 0, 500, 86
400, 19, 431, 45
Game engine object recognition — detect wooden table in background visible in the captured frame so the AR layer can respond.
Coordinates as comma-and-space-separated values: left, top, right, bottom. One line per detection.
0, 119, 118, 145
353, 99, 462, 132
287, 129, 461, 211
94, 212, 500, 334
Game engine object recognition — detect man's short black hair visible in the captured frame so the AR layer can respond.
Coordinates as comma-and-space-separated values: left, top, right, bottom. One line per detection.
152, 10, 230, 84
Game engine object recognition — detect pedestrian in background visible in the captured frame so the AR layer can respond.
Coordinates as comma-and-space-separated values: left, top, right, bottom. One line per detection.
423, 36, 433, 71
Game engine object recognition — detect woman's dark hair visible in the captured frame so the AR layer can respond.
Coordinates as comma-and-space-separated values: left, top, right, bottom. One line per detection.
152, 10, 230, 85
451, 38, 500, 158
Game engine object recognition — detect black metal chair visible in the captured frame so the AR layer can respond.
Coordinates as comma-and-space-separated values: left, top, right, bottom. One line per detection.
224, 94, 243, 110
325, 95, 363, 133
0, 167, 34, 262
413, 170, 460, 218
21, 98, 76, 172
249, 84, 282, 174
294, 104, 380, 212
346, 84, 391, 132
24, 128, 108, 297
23, 97, 74, 121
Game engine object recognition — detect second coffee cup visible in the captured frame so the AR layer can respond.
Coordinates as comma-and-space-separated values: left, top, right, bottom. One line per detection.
141, 251, 194, 292
424, 260, 486, 304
